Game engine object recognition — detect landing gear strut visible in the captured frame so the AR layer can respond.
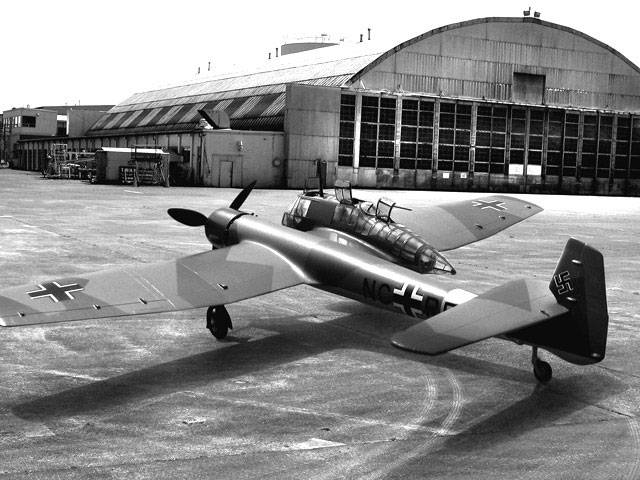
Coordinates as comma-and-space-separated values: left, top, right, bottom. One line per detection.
531, 347, 552, 383
206, 305, 232, 339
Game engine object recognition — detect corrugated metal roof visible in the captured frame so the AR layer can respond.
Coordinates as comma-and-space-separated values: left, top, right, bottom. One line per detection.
88, 43, 385, 135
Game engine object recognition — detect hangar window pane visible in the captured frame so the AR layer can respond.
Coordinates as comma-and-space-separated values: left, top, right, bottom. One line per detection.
439, 145, 453, 160
340, 106, 355, 121
361, 123, 377, 140
359, 95, 399, 169
339, 139, 354, 157
492, 133, 505, 148
400, 98, 434, 170
340, 122, 354, 138
403, 110, 418, 126
417, 143, 432, 160
563, 112, 580, 177
475, 160, 489, 172
440, 113, 456, 129
399, 158, 415, 169
400, 143, 416, 158
401, 126, 417, 142
511, 134, 525, 150
477, 132, 491, 147
437, 102, 470, 170
548, 136, 562, 151
529, 136, 543, 150
362, 96, 378, 107
339, 94, 356, 166
440, 129, 455, 144
512, 119, 526, 133
419, 112, 434, 127
342, 94, 355, 106
379, 124, 395, 141
418, 128, 433, 143
440, 102, 456, 113
476, 103, 507, 174
404, 99, 418, 110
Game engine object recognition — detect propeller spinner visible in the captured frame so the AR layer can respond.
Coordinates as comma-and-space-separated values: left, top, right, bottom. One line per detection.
168, 181, 257, 248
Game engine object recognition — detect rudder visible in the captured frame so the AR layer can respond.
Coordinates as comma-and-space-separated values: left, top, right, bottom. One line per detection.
508, 238, 608, 365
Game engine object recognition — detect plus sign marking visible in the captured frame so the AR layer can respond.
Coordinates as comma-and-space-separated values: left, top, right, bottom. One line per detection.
471, 199, 507, 211
27, 282, 83, 303
393, 283, 425, 317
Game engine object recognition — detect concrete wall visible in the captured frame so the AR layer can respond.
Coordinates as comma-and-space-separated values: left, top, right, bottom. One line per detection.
197, 130, 284, 188
15, 129, 285, 188
67, 109, 109, 137
284, 84, 341, 188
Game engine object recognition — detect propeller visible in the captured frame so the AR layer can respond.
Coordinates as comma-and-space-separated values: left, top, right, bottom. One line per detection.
168, 181, 256, 227
167, 208, 207, 226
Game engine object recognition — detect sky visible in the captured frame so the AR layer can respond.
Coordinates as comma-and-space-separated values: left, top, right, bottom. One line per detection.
1, 0, 639, 112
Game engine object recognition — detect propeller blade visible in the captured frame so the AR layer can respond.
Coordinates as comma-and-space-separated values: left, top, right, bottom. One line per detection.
229, 181, 257, 211
167, 208, 208, 227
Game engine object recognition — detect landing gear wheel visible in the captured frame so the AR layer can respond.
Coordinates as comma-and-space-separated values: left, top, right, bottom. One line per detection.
206, 305, 232, 340
531, 347, 552, 383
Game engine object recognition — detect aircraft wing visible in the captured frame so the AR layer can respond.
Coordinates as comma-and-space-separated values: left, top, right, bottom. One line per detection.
391, 195, 542, 251
0, 241, 307, 327
391, 279, 568, 355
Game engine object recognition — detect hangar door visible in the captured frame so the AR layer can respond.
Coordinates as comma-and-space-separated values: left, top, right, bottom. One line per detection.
214, 154, 242, 187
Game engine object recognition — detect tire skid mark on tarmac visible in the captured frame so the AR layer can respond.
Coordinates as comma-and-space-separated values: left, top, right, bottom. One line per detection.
360, 370, 463, 480
310, 370, 441, 480
626, 417, 640, 480
195, 393, 450, 435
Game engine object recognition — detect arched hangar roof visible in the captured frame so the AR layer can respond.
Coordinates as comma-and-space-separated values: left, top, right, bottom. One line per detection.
88, 17, 640, 136
345, 17, 640, 111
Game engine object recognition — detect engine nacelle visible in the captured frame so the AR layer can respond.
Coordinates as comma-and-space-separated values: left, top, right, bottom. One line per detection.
205, 208, 248, 248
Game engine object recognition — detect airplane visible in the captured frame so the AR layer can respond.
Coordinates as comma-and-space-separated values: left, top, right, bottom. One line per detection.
0, 181, 608, 384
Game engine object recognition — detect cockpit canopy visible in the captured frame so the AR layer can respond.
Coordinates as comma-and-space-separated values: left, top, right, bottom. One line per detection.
282, 181, 455, 275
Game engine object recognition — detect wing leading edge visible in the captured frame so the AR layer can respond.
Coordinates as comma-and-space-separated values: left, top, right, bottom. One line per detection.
0, 241, 307, 327
392, 195, 543, 252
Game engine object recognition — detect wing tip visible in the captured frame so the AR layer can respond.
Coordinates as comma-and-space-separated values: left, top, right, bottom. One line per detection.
391, 333, 442, 356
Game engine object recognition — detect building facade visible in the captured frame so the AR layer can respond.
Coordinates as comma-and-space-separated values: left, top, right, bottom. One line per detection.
13, 17, 640, 194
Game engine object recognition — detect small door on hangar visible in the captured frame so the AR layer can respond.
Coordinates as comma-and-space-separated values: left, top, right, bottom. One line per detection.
219, 160, 233, 187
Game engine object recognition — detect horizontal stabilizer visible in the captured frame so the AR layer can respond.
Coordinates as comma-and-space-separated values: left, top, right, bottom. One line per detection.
391, 279, 568, 355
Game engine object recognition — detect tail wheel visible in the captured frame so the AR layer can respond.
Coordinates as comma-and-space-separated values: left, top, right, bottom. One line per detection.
206, 305, 232, 340
531, 347, 552, 383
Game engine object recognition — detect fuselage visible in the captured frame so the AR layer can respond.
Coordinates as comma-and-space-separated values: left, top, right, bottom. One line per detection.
281, 192, 456, 275
217, 208, 475, 320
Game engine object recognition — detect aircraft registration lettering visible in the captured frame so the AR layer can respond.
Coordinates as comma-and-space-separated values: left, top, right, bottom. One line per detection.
362, 279, 394, 304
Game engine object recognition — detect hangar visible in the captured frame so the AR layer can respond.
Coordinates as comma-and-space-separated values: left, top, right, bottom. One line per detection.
14, 16, 640, 194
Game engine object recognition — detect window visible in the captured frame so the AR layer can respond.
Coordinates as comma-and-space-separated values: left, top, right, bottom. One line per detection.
614, 116, 630, 179
582, 114, 597, 178
438, 102, 470, 172
475, 104, 506, 174
527, 109, 544, 175
631, 117, 640, 179
399, 99, 434, 170
509, 107, 526, 174
546, 109, 564, 176
563, 112, 580, 178
597, 115, 612, 179
338, 94, 356, 166
21, 115, 36, 128
359, 95, 396, 169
